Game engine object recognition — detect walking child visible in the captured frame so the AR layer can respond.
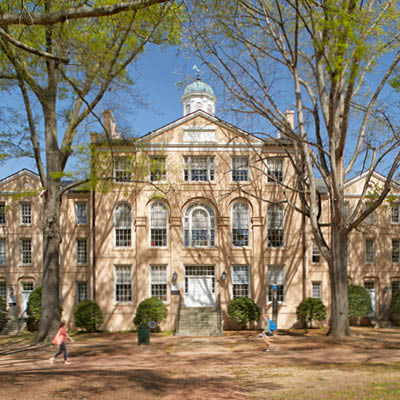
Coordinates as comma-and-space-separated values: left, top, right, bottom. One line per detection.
260, 313, 276, 352
50, 320, 74, 365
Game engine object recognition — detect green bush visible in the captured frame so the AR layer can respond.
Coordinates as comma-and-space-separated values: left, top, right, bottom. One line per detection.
0, 296, 7, 332
227, 297, 261, 328
348, 285, 372, 318
74, 300, 103, 332
296, 297, 327, 328
390, 290, 400, 315
133, 297, 168, 328
27, 286, 42, 331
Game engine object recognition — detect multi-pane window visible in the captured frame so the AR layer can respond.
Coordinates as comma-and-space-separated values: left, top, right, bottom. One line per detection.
231, 156, 249, 182
114, 265, 132, 303
184, 203, 215, 247
20, 238, 32, 264
76, 282, 88, 303
114, 203, 132, 247
365, 203, 375, 224
183, 156, 215, 182
0, 281, 6, 300
150, 202, 168, 247
231, 202, 249, 247
392, 281, 400, 296
266, 158, 283, 183
149, 156, 167, 182
76, 238, 88, 265
0, 203, 5, 225
232, 265, 249, 298
312, 282, 321, 299
150, 265, 167, 301
311, 241, 321, 263
267, 204, 284, 248
365, 239, 375, 263
392, 239, 400, 263
392, 204, 400, 224
76, 202, 88, 225
267, 265, 285, 302
20, 202, 31, 225
114, 157, 131, 182
0, 239, 5, 265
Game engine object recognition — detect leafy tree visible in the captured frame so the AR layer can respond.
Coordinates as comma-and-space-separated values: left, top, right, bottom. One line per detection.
74, 300, 103, 332
0, 296, 7, 332
296, 297, 327, 329
0, 0, 180, 342
348, 285, 372, 319
133, 297, 168, 328
185, 0, 400, 336
390, 290, 400, 315
227, 297, 261, 328
26, 286, 42, 332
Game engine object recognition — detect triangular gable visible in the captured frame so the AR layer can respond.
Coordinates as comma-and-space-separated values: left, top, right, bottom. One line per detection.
345, 170, 400, 195
0, 168, 40, 187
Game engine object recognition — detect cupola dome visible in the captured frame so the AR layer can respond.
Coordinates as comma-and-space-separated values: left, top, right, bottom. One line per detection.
181, 77, 217, 116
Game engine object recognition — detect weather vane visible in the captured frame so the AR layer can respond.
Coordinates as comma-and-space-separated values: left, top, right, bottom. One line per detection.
193, 64, 201, 79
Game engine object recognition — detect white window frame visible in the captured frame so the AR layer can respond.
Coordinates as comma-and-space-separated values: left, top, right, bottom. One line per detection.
266, 158, 284, 183
76, 238, 88, 265
231, 156, 249, 182
267, 204, 284, 248
114, 157, 131, 183
149, 265, 168, 302
0, 202, 5, 225
231, 265, 250, 298
0, 238, 5, 265
183, 156, 215, 182
149, 202, 168, 248
267, 265, 285, 303
149, 156, 167, 182
75, 202, 88, 225
231, 202, 250, 247
392, 239, 400, 263
20, 238, 32, 265
0, 281, 6, 301
311, 241, 321, 263
392, 204, 400, 224
76, 281, 88, 303
365, 202, 375, 224
365, 239, 375, 264
20, 202, 32, 225
114, 203, 132, 248
114, 265, 133, 303
312, 282, 321, 299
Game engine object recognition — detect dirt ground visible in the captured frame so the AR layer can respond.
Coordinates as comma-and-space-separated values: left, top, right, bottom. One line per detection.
1, 327, 400, 400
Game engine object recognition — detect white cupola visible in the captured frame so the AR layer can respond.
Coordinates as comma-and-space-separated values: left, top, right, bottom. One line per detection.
181, 77, 217, 116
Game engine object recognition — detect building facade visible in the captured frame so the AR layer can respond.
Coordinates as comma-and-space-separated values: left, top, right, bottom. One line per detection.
0, 79, 399, 331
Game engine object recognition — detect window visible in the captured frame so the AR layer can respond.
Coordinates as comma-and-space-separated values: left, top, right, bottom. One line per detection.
365, 239, 375, 263
267, 265, 285, 302
114, 265, 132, 303
20, 239, 32, 264
392, 281, 400, 296
150, 202, 168, 247
232, 265, 249, 298
183, 156, 215, 182
0, 239, 5, 265
76, 282, 88, 302
312, 282, 321, 299
114, 157, 131, 182
267, 204, 284, 248
114, 203, 132, 247
150, 265, 167, 301
0, 203, 5, 225
20, 202, 31, 225
184, 266, 215, 295
75, 202, 88, 225
76, 238, 88, 265
232, 156, 249, 182
365, 203, 375, 224
184, 203, 215, 247
266, 158, 283, 183
149, 156, 167, 182
392, 204, 400, 224
393, 239, 400, 263
231, 202, 249, 247
311, 241, 321, 263
0, 282, 6, 301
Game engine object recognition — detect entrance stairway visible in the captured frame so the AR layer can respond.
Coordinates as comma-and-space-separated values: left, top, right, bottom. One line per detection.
175, 307, 224, 336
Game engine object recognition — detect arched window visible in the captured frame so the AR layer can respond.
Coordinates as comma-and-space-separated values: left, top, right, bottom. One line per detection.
184, 203, 215, 247
150, 202, 168, 247
114, 203, 132, 247
231, 202, 249, 247
267, 204, 284, 248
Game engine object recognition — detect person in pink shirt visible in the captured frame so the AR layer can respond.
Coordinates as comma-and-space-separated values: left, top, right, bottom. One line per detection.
50, 320, 74, 365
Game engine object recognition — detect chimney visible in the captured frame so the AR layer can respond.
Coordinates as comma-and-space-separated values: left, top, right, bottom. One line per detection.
285, 110, 295, 130
103, 110, 121, 138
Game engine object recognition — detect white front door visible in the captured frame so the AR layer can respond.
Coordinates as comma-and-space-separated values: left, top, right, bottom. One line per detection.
20, 282, 34, 317
364, 282, 376, 315
185, 277, 215, 307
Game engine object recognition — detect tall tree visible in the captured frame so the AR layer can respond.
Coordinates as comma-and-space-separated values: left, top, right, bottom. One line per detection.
0, 0, 181, 342
185, 0, 400, 336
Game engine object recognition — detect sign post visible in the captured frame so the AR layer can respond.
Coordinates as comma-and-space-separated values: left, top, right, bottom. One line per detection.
272, 285, 278, 328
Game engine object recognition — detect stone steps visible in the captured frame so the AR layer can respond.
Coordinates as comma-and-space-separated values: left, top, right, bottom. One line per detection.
176, 307, 224, 336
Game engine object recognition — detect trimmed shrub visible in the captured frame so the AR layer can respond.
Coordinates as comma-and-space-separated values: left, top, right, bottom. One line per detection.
27, 286, 42, 331
348, 285, 372, 319
390, 290, 400, 315
227, 297, 261, 328
133, 297, 168, 328
74, 300, 103, 332
0, 296, 7, 332
296, 297, 327, 329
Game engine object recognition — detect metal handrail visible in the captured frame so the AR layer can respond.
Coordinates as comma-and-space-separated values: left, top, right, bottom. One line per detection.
174, 292, 182, 335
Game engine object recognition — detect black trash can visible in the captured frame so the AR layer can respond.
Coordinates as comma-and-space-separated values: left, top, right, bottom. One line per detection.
137, 325, 150, 345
